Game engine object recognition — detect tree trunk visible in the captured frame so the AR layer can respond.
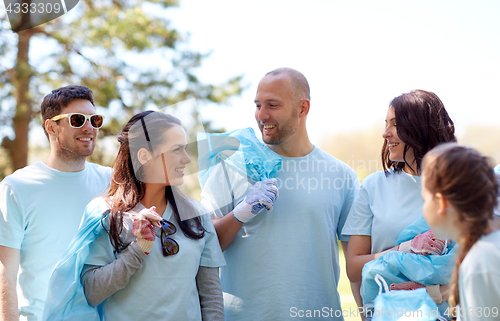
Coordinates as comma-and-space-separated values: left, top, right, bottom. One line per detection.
6, 29, 33, 171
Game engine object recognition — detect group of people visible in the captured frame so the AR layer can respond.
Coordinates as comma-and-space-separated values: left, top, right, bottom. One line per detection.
0, 68, 498, 321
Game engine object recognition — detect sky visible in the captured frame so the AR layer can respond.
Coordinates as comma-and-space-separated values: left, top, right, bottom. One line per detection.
2, 0, 500, 155
160, 0, 500, 146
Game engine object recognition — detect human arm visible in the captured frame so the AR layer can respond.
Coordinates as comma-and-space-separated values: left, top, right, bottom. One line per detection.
389, 281, 450, 304
81, 207, 161, 306
212, 179, 278, 251
397, 230, 450, 255
0, 246, 19, 321
81, 242, 146, 307
212, 214, 243, 252
345, 235, 397, 283
341, 241, 364, 318
196, 266, 223, 321
340, 176, 396, 284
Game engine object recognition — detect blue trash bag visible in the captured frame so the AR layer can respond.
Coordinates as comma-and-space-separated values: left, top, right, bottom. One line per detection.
362, 217, 457, 304
197, 127, 282, 189
42, 198, 109, 321
372, 274, 440, 321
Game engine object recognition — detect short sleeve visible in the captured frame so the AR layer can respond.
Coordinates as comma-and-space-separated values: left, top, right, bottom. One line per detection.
337, 170, 361, 242
200, 162, 252, 219
0, 183, 25, 249
199, 214, 225, 268
341, 182, 374, 237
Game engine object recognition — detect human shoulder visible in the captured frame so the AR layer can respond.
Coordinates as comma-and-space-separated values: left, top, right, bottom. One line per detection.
187, 198, 212, 218
85, 196, 110, 214
314, 147, 357, 176
0, 161, 47, 189
359, 170, 391, 186
85, 162, 113, 176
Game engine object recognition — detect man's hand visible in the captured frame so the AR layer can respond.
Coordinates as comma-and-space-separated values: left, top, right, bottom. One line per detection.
233, 178, 279, 223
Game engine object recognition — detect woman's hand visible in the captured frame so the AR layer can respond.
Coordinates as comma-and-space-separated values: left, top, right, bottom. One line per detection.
397, 230, 450, 255
390, 281, 448, 304
132, 206, 162, 254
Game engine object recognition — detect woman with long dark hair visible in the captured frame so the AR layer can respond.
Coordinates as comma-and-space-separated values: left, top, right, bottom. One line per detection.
78, 111, 224, 320
421, 143, 499, 320
342, 90, 456, 317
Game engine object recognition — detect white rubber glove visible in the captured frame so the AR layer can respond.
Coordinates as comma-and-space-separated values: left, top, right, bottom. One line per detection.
232, 178, 279, 223
132, 206, 163, 254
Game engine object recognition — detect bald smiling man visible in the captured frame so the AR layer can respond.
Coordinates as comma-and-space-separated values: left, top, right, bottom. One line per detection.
201, 68, 361, 321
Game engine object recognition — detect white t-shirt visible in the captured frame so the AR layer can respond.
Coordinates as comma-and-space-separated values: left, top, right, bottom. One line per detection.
341, 169, 423, 253
0, 161, 112, 320
202, 146, 360, 321
458, 230, 500, 321
84, 200, 225, 321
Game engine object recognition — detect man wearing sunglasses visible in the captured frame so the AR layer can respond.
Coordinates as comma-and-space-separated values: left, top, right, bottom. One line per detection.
201, 68, 361, 321
0, 85, 112, 321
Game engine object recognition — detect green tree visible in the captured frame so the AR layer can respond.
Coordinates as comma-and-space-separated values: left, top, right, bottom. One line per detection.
0, 0, 243, 176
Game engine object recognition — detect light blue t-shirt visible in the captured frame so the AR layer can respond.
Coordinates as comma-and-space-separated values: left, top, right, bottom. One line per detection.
201, 146, 360, 321
342, 169, 423, 254
0, 161, 112, 321
84, 199, 225, 321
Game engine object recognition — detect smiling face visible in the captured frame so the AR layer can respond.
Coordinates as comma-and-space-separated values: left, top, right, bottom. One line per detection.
254, 75, 300, 146
50, 99, 98, 161
382, 106, 416, 173
142, 125, 191, 186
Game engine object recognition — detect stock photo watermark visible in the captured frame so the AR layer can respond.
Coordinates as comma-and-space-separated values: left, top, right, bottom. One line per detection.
290, 306, 499, 319
4, 0, 79, 32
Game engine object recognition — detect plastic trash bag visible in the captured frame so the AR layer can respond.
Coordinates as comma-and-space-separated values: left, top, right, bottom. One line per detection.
42, 198, 109, 321
197, 127, 282, 189
362, 217, 457, 304
372, 275, 440, 321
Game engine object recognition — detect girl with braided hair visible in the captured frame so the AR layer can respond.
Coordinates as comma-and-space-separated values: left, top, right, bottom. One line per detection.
421, 143, 500, 320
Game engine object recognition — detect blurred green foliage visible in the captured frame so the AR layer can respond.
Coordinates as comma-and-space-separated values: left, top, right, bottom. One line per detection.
0, 0, 243, 176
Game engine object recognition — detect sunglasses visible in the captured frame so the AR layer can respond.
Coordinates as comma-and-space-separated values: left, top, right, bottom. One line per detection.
51, 113, 104, 129
160, 219, 179, 256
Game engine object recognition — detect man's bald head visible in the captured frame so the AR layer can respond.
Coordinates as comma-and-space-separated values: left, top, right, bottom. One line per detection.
263, 68, 310, 102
